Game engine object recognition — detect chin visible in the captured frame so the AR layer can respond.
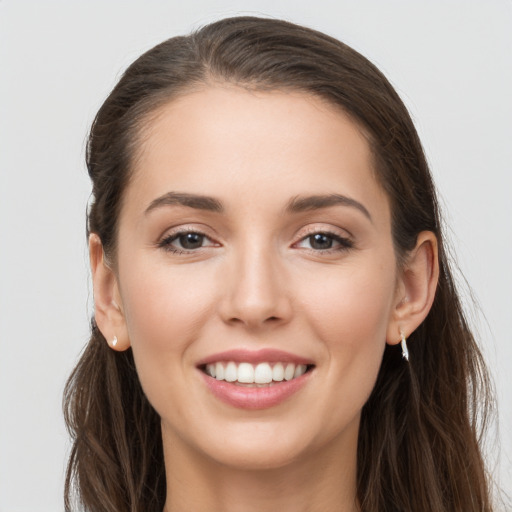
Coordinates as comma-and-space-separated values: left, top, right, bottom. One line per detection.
190, 416, 340, 472
205, 437, 308, 471
162, 414, 311, 471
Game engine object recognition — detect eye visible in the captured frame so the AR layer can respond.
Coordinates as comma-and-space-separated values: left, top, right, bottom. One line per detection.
158, 231, 217, 253
295, 232, 353, 252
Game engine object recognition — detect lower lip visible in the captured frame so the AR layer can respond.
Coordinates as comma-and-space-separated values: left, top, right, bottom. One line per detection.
200, 370, 312, 410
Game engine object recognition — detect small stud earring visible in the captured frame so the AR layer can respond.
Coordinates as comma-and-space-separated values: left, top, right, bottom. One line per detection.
112, 336, 118, 347
400, 331, 409, 361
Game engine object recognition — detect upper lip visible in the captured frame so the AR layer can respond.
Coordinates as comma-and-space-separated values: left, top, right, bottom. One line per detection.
196, 348, 315, 367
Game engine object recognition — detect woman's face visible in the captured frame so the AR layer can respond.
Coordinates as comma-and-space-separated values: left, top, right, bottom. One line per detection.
113, 86, 403, 469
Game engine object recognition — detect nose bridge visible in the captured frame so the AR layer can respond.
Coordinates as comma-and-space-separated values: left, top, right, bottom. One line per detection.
220, 235, 291, 327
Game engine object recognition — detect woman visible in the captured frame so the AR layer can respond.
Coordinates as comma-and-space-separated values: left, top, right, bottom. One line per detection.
63, 16, 494, 511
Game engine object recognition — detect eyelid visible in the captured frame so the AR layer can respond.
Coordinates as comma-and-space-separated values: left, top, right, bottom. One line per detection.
294, 233, 352, 250
291, 224, 354, 253
157, 223, 217, 241
155, 223, 353, 254
293, 224, 353, 243
156, 225, 221, 251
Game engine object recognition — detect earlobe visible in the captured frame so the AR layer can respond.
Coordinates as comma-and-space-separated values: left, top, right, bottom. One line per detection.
89, 233, 130, 351
386, 231, 439, 345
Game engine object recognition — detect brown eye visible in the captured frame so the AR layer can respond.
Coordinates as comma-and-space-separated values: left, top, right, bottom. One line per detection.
159, 231, 217, 253
177, 233, 204, 250
295, 231, 353, 253
308, 233, 334, 250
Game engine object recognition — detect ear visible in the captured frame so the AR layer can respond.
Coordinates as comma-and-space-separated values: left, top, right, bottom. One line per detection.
386, 231, 439, 345
89, 233, 130, 351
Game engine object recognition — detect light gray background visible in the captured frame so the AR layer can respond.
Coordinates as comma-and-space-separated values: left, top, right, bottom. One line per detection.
1, 1, 511, 510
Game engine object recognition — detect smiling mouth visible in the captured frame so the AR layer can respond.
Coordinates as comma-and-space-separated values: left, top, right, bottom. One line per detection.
200, 361, 315, 386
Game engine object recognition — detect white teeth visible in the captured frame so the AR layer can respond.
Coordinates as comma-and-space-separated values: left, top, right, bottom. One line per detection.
284, 363, 295, 381
272, 362, 284, 382
204, 361, 310, 384
206, 364, 216, 377
237, 363, 254, 383
254, 363, 273, 384
215, 362, 224, 381
294, 364, 307, 378
224, 361, 237, 382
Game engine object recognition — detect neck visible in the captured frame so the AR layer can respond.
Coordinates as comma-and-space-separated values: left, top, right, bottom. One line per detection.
162, 423, 360, 512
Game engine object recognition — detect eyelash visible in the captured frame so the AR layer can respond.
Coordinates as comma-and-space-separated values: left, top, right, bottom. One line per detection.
294, 231, 354, 254
157, 229, 217, 254
157, 229, 354, 255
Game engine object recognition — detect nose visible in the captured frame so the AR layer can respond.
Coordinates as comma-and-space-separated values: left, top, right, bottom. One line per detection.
218, 243, 293, 329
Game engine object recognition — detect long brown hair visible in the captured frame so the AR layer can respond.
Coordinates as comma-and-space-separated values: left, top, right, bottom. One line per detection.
64, 16, 494, 511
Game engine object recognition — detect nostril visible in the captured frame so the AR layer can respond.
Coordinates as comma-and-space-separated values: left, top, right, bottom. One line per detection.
226, 315, 284, 327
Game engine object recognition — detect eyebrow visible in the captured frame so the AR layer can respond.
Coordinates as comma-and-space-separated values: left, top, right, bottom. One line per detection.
144, 191, 372, 222
286, 194, 372, 222
144, 192, 224, 214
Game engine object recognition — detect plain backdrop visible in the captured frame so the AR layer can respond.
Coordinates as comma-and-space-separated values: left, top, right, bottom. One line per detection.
0, 1, 511, 510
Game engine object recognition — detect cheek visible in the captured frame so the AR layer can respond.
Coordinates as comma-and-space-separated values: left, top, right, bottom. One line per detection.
301, 261, 395, 341
297, 258, 396, 396
121, 257, 213, 335
288, 261, 395, 443
117, 258, 217, 385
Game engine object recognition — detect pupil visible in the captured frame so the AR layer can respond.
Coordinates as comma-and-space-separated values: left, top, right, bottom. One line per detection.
310, 233, 332, 250
180, 233, 203, 249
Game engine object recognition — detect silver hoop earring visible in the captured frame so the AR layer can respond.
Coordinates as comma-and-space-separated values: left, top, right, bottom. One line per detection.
112, 336, 118, 347
400, 332, 409, 361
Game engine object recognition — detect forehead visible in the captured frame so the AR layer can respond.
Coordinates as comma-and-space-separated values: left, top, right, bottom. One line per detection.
125, 86, 389, 223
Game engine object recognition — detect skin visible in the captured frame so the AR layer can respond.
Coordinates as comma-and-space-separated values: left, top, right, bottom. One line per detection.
90, 86, 438, 512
